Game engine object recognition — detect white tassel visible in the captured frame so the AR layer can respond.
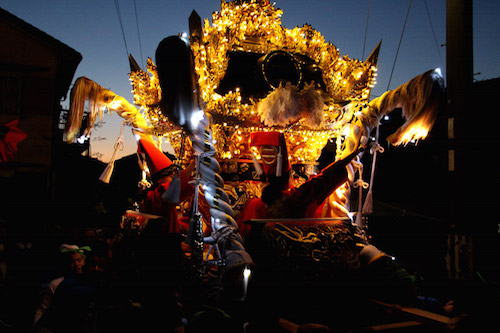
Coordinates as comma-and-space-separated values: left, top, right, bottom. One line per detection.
276, 146, 282, 177
66, 77, 108, 142
367, 69, 444, 145
355, 212, 363, 229
99, 162, 114, 184
362, 190, 373, 215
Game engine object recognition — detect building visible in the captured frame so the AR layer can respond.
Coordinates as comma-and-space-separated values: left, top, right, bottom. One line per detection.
0, 7, 82, 170
0, 7, 85, 226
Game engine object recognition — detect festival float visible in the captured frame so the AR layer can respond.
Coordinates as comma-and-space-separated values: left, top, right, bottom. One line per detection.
64, 0, 446, 329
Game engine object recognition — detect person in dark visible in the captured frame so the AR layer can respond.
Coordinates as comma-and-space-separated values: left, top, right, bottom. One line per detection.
33, 244, 94, 333
137, 138, 195, 234
119, 138, 195, 332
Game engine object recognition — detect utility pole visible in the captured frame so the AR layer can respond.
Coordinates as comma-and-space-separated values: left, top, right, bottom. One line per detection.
445, 0, 473, 279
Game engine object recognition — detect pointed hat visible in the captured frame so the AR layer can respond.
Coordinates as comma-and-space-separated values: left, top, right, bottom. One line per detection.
137, 139, 172, 176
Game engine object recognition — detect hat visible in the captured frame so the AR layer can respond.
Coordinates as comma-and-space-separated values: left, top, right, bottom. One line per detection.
137, 139, 172, 176
250, 131, 291, 177
59, 244, 91, 259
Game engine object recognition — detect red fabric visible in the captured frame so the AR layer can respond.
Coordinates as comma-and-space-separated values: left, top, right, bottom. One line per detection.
250, 131, 291, 176
140, 170, 194, 233
0, 119, 27, 163
237, 157, 350, 237
179, 170, 195, 202
250, 131, 283, 147
236, 197, 270, 236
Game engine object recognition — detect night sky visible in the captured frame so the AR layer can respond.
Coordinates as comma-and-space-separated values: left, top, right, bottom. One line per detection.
2, 0, 499, 161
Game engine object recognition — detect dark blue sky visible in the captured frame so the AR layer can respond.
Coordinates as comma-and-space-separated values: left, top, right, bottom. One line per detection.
2, 0, 499, 161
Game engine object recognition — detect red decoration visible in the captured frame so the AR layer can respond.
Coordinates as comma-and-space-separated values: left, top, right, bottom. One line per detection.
0, 119, 27, 163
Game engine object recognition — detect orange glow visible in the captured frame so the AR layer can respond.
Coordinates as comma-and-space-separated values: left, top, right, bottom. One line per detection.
398, 125, 430, 145
392, 116, 435, 146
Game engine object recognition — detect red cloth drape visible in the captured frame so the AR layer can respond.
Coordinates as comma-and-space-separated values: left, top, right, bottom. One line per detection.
0, 119, 27, 163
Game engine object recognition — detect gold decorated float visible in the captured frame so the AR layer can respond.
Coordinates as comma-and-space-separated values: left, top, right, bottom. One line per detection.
128, 0, 379, 165
65, 0, 444, 274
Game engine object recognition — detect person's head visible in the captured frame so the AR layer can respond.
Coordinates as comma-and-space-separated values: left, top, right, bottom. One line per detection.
153, 164, 178, 186
82, 227, 103, 245
59, 244, 91, 275
69, 252, 85, 274
87, 253, 108, 274
85, 240, 109, 275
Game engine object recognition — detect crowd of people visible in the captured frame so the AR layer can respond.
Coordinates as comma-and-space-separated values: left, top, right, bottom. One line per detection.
0, 215, 216, 333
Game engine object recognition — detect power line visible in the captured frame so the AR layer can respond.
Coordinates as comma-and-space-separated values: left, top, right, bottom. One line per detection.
114, 0, 129, 59
362, 0, 372, 61
133, 0, 145, 69
387, 0, 412, 91
423, 0, 444, 68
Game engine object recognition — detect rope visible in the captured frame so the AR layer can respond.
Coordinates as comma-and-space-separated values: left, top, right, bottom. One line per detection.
362, 0, 372, 61
99, 120, 126, 184
367, 124, 382, 189
114, 0, 129, 59
109, 120, 126, 163
386, 0, 412, 90
362, 124, 384, 215
133, 0, 145, 69
353, 156, 368, 229
423, 0, 444, 68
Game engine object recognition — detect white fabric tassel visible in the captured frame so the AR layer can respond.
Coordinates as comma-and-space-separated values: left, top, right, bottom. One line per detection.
276, 146, 282, 177
66, 77, 108, 142
99, 161, 115, 184
363, 191, 373, 215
